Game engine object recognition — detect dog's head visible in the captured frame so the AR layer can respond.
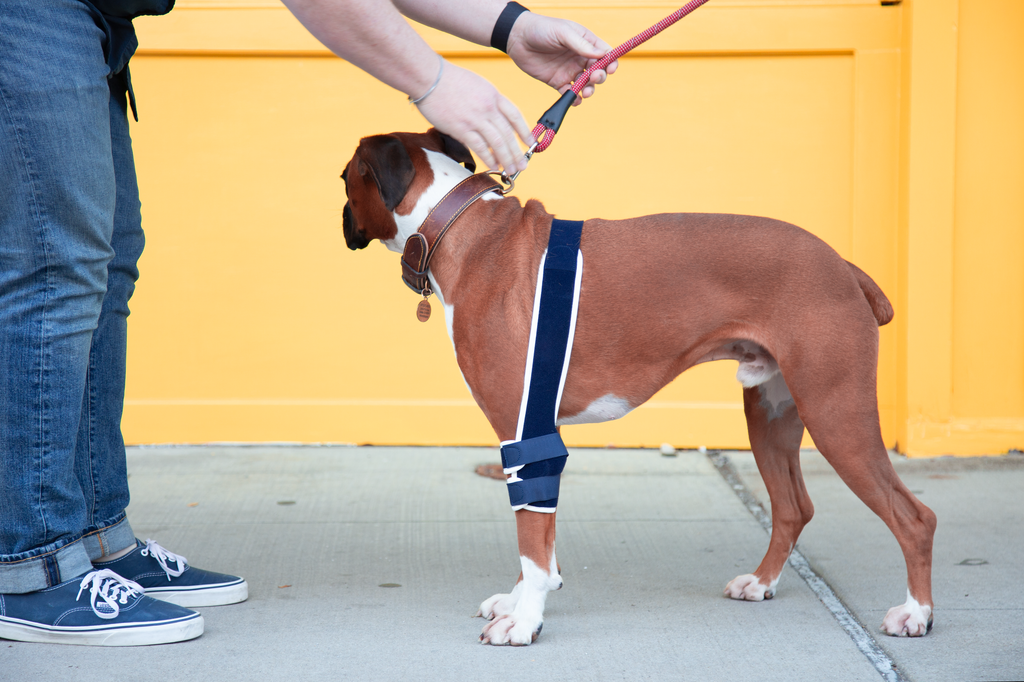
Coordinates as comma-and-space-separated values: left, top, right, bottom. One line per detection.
341, 129, 476, 251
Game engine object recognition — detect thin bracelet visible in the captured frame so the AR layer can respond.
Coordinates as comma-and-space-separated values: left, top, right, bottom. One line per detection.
408, 54, 445, 105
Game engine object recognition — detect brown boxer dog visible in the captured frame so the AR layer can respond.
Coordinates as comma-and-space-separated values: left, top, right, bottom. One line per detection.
341, 128, 936, 645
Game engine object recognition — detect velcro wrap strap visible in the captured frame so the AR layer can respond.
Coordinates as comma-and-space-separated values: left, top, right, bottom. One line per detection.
501, 432, 567, 471
501, 433, 569, 509
507, 475, 561, 508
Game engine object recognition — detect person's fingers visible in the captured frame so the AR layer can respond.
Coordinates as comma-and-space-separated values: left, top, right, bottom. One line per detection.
415, 63, 533, 172
559, 23, 607, 60
497, 96, 535, 154
481, 120, 520, 172
576, 68, 604, 99
461, 130, 497, 171
557, 83, 584, 107
573, 58, 618, 103
579, 73, 604, 100
579, 26, 612, 55
469, 96, 528, 172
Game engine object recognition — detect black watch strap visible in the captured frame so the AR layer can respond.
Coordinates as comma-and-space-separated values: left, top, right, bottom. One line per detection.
490, 2, 530, 54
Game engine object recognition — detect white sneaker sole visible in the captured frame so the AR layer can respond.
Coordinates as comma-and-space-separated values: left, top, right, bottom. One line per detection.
0, 613, 203, 646
145, 579, 248, 608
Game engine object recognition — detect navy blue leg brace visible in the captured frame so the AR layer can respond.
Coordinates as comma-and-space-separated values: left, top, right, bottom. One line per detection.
500, 219, 584, 512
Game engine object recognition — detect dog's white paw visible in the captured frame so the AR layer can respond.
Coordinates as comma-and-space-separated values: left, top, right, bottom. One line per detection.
881, 592, 932, 637
479, 612, 542, 646
724, 573, 775, 601
477, 590, 519, 620
478, 585, 540, 645
478, 555, 560, 645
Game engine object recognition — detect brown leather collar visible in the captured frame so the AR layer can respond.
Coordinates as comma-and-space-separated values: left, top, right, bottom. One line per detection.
401, 173, 503, 294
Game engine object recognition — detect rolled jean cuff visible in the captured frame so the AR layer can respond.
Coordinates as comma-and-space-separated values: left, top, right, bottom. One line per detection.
0, 539, 93, 594
0, 515, 134, 594
81, 514, 136, 562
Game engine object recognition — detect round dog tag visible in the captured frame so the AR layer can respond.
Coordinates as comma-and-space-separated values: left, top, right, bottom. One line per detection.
416, 298, 431, 322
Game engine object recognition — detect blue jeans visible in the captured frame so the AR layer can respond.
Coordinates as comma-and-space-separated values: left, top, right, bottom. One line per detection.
0, 0, 141, 592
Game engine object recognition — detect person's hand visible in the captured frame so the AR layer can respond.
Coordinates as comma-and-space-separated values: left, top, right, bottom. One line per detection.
506, 13, 618, 105
414, 61, 535, 173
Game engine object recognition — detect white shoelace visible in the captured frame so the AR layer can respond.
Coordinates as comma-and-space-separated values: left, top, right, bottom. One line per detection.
140, 539, 188, 581
76, 569, 145, 620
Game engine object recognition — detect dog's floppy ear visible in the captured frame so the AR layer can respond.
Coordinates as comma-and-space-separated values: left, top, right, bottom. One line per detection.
356, 134, 416, 211
434, 129, 476, 172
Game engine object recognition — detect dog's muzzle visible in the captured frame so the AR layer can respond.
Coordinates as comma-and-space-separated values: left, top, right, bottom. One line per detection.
343, 203, 370, 250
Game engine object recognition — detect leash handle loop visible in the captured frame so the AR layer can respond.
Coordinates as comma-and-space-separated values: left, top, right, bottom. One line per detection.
530, 0, 712, 153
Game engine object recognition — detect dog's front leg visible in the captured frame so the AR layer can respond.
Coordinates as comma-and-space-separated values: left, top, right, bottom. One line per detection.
478, 509, 561, 646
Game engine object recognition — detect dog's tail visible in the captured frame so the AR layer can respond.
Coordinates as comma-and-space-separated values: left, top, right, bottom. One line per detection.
846, 261, 894, 326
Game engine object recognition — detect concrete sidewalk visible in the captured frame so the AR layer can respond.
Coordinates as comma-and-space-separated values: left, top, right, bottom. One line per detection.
3, 446, 1022, 682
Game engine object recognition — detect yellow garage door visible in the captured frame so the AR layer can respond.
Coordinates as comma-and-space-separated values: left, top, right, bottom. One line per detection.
123, 1, 1023, 455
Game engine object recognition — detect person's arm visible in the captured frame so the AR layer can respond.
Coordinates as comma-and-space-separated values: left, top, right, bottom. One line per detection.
394, 0, 616, 103
391, 0, 509, 46
282, 0, 533, 171
281, 0, 453, 114
281, 0, 615, 172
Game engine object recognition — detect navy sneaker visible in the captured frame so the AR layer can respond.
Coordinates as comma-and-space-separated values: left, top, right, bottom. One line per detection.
93, 539, 247, 608
0, 569, 203, 646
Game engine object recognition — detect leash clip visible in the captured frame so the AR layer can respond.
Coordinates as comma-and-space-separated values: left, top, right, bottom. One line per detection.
489, 171, 515, 195
494, 142, 538, 195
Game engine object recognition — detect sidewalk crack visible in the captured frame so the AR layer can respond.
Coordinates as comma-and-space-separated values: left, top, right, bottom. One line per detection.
708, 451, 910, 682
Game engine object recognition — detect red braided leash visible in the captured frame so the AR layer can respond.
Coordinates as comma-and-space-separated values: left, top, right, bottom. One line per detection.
530, 0, 712, 153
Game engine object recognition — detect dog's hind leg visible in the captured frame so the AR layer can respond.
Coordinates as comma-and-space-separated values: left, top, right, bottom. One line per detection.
787, 344, 936, 636
810, 422, 936, 636
725, 373, 812, 601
